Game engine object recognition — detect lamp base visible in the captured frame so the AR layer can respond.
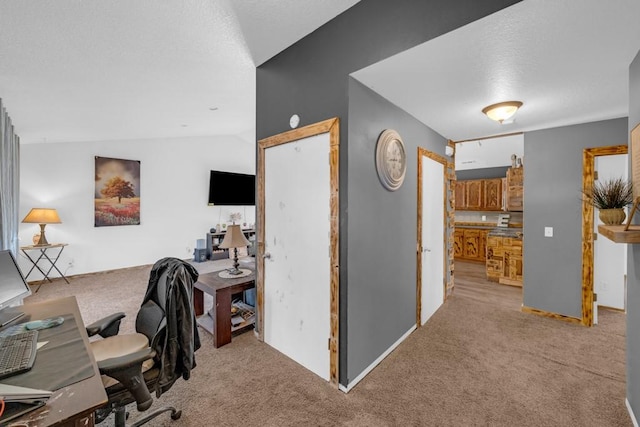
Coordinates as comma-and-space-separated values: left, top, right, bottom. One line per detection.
226, 268, 243, 276
34, 224, 50, 246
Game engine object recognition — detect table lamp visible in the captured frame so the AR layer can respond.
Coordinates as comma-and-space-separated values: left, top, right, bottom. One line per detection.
218, 224, 250, 275
22, 208, 62, 246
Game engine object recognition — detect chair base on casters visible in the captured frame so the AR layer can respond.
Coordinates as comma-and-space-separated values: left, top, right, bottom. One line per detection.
108, 405, 182, 427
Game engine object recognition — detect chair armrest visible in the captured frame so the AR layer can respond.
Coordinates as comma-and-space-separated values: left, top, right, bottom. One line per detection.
86, 312, 126, 338
98, 348, 156, 412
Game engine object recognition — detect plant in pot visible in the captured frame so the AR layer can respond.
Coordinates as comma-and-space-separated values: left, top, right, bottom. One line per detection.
582, 177, 633, 225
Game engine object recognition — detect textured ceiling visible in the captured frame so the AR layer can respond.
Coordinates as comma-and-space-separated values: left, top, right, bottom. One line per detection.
3, 1, 638, 146
353, 0, 640, 142
0, 0, 359, 144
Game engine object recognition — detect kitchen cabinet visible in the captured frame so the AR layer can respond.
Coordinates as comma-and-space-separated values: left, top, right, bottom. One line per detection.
453, 230, 464, 258
485, 233, 523, 286
455, 181, 466, 210
465, 180, 483, 210
463, 229, 480, 259
455, 228, 489, 262
455, 178, 503, 211
501, 237, 523, 286
483, 178, 503, 211
505, 167, 523, 212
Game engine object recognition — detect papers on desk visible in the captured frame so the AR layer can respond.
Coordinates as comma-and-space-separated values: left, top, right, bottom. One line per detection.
0, 383, 52, 403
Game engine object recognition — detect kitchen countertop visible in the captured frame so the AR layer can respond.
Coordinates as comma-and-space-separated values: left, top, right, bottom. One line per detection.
455, 222, 524, 229
488, 227, 523, 238
454, 223, 523, 237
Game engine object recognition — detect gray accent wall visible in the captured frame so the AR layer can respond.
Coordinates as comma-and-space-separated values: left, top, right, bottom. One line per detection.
347, 79, 447, 382
627, 50, 640, 419
256, 0, 522, 386
523, 118, 628, 318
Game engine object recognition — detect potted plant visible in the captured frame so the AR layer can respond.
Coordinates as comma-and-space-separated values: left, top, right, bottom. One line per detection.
582, 177, 633, 225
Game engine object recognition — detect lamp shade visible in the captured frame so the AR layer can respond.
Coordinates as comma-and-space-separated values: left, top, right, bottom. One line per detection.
218, 225, 250, 249
482, 101, 523, 123
22, 208, 62, 224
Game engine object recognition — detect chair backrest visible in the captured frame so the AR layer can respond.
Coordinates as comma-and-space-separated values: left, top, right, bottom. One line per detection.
136, 258, 200, 395
136, 270, 168, 347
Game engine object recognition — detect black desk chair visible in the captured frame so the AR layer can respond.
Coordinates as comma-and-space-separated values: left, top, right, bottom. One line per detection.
85, 258, 200, 426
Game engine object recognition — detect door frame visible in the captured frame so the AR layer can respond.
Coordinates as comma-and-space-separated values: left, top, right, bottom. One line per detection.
416, 147, 452, 327
581, 145, 627, 326
256, 117, 340, 385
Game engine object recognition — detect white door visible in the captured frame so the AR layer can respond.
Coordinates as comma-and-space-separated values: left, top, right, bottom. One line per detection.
593, 154, 628, 316
421, 154, 445, 324
263, 132, 331, 380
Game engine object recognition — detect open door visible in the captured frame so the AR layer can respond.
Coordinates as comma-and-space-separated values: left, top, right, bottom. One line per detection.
593, 153, 628, 321
257, 118, 340, 385
417, 147, 450, 326
581, 145, 628, 326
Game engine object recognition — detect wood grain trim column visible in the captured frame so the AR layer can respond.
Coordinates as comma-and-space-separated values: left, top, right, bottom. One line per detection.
257, 117, 340, 386
581, 145, 627, 327
416, 147, 452, 328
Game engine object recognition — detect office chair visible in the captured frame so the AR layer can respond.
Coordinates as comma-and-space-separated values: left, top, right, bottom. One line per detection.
85, 257, 200, 426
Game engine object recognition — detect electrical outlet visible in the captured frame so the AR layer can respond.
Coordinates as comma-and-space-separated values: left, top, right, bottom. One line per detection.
481, 215, 487, 221
544, 227, 553, 237
186, 247, 192, 254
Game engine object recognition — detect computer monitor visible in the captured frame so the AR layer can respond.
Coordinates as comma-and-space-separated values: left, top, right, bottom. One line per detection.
0, 250, 31, 326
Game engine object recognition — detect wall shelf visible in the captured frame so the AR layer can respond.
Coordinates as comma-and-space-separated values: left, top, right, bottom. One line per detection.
598, 224, 640, 243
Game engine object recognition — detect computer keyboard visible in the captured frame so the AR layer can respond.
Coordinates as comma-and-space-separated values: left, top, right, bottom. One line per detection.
0, 330, 39, 380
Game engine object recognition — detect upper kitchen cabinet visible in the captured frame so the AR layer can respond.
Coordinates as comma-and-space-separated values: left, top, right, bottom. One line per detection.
454, 178, 503, 211
483, 178, 503, 211
465, 180, 483, 210
455, 181, 466, 210
505, 167, 524, 212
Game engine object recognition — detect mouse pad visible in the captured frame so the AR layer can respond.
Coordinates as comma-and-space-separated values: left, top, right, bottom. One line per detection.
1, 313, 94, 391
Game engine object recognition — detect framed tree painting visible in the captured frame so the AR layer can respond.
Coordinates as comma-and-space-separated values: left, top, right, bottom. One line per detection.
94, 156, 141, 227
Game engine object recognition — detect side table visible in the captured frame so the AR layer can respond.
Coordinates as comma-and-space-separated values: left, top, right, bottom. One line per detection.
20, 243, 70, 291
194, 269, 255, 348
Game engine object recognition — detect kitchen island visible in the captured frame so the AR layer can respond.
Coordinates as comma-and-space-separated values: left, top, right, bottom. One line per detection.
486, 227, 523, 287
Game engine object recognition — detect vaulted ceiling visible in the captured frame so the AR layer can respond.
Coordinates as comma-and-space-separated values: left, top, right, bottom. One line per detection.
1, 1, 639, 146
0, 0, 360, 144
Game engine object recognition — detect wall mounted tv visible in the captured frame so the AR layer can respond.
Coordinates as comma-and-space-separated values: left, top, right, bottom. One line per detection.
208, 170, 255, 206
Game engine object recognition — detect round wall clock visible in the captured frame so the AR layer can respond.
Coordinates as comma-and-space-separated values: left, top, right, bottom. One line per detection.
375, 129, 407, 191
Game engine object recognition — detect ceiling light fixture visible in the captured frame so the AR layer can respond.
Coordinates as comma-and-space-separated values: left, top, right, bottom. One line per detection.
482, 101, 523, 123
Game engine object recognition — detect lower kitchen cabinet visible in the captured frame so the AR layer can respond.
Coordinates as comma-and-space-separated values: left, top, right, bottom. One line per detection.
485, 234, 523, 287
454, 228, 489, 262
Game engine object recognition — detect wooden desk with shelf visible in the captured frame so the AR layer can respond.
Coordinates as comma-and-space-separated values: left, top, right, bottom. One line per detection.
7, 296, 107, 426
193, 270, 255, 348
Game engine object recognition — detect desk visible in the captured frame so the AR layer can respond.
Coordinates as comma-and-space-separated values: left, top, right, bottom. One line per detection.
7, 296, 107, 426
194, 270, 255, 348
20, 244, 70, 288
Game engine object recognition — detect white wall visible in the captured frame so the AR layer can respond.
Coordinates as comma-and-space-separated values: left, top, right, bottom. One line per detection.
18, 135, 255, 278
455, 134, 524, 170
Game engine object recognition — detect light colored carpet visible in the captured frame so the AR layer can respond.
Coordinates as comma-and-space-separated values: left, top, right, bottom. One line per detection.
25, 259, 631, 426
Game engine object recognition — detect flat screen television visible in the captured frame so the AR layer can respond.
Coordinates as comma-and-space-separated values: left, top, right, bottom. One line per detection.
208, 170, 255, 206
0, 250, 31, 326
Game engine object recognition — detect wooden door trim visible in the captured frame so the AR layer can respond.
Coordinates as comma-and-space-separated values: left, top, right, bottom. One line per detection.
257, 117, 340, 385
581, 145, 627, 326
416, 147, 453, 327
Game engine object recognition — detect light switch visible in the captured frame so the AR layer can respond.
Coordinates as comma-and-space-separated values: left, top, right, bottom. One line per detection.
544, 227, 553, 237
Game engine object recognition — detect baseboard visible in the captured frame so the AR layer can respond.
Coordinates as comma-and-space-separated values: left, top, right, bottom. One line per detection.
339, 325, 416, 393
521, 305, 582, 325
627, 399, 639, 427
